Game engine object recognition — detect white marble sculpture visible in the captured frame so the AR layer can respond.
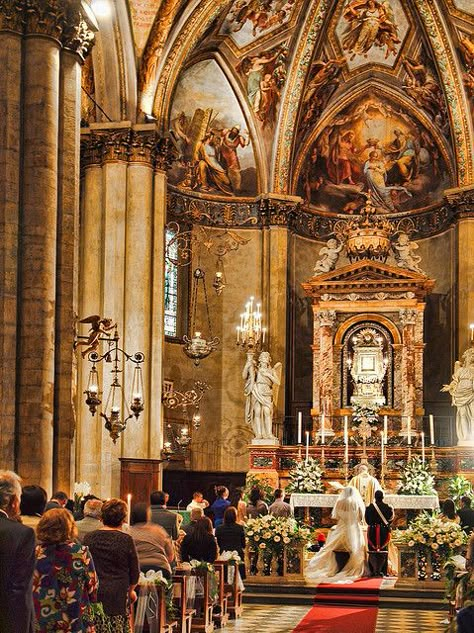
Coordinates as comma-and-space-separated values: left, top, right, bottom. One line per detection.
314, 238, 343, 273
442, 348, 474, 446
243, 351, 281, 444
392, 232, 424, 274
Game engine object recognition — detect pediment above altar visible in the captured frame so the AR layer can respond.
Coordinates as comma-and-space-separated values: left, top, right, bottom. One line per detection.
302, 259, 435, 301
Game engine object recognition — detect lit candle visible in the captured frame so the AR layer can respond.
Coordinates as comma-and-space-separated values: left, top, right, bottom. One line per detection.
89, 384, 98, 395
126, 493, 132, 525
383, 415, 388, 444
470, 323, 474, 343
236, 326, 240, 343
133, 392, 142, 402
111, 405, 120, 415
380, 431, 384, 464
262, 327, 266, 343
429, 414, 434, 445
407, 416, 411, 445
305, 431, 309, 462
421, 431, 425, 463
344, 416, 348, 445
297, 412, 302, 444
321, 413, 325, 445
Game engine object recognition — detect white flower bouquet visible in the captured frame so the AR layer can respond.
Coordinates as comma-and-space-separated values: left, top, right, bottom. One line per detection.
394, 512, 468, 561
397, 457, 436, 496
73, 481, 91, 513
285, 457, 324, 494
245, 515, 311, 553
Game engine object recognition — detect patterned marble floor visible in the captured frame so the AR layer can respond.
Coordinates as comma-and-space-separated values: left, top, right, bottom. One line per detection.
223, 604, 449, 632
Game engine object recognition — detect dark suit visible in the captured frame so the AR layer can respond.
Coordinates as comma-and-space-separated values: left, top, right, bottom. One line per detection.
150, 505, 179, 540
365, 500, 394, 577
458, 508, 474, 534
0, 514, 36, 633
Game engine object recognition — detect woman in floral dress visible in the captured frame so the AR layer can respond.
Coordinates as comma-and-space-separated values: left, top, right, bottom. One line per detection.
33, 508, 98, 632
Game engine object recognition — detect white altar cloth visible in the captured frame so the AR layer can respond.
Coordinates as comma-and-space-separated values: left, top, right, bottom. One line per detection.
289, 493, 439, 511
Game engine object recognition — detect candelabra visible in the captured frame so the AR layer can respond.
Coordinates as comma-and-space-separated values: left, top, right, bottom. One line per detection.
236, 296, 266, 351
76, 317, 145, 443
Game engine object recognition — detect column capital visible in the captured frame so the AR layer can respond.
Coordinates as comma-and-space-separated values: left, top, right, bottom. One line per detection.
258, 194, 302, 228
62, 2, 95, 60
445, 185, 474, 220
0, 0, 24, 33
24, 0, 64, 39
153, 137, 174, 172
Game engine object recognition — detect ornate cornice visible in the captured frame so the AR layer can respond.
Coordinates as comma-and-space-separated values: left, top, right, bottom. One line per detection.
445, 187, 474, 219
0, 0, 24, 33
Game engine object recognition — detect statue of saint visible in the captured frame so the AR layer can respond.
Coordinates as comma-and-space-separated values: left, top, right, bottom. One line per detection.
242, 351, 282, 440
442, 348, 474, 445
348, 464, 381, 505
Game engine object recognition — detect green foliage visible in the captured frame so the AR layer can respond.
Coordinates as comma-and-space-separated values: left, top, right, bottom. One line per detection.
351, 404, 380, 428
398, 456, 436, 496
244, 473, 274, 504
447, 475, 473, 505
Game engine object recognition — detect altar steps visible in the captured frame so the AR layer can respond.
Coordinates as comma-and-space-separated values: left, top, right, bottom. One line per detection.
243, 583, 446, 611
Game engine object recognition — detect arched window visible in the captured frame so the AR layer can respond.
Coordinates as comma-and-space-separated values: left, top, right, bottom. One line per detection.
164, 227, 179, 338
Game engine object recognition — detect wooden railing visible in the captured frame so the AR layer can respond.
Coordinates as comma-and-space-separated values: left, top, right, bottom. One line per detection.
244, 543, 305, 584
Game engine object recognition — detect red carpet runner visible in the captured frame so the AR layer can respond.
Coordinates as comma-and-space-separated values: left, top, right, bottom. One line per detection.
292, 578, 383, 633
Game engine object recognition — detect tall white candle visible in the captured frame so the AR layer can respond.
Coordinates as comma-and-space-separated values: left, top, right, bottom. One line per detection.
429, 414, 434, 445
380, 431, 384, 464
344, 416, 348, 445
470, 323, 474, 343
321, 413, 325, 445
421, 431, 425, 463
407, 416, 412, 445
383, 415, 388, 445
297, 412, 302, 444
305, 431, 310, 462
126, 493, 132, 525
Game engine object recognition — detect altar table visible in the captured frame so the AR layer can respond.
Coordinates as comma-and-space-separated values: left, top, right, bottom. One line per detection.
289, 493, 439, 511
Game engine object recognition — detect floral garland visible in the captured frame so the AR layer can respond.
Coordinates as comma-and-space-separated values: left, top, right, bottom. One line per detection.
245, 515, 311, 554
397, 456, 436, 496
137, 570, 176, 622
285, 457, 324, 494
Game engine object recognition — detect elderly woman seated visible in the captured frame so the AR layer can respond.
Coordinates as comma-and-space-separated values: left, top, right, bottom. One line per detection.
128, 502, 175, 579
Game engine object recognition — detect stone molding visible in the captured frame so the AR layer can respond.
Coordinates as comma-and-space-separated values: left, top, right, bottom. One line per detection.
81, 128, 174, 170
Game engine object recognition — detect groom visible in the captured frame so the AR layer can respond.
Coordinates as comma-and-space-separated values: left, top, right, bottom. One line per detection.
365, 490, 394, 577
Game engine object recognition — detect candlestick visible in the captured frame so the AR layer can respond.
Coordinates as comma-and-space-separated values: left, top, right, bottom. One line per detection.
297, 412, 302, 444
421, 431, 425, 463
344, 416, 348, 445
380, 431, 384, 464
429, 414, 434, 445
407, 416, 411, 445
383, 415, 388, 444
126, 493, 132, 525
305, 431, 309, 463
321, 413, 325, 445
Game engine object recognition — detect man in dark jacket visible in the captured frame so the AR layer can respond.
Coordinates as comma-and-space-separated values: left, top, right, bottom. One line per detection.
150, 490, 180, 539
0, 470, 36, 633
458, 496, 474, 534
365, 490, 394, 577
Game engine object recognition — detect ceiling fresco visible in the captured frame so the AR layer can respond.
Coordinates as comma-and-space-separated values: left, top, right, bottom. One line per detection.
84, 0, 474, 214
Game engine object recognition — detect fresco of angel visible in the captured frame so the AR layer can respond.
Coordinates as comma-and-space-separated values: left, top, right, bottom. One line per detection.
227, 0, 294, 38
402, 57, 446, 125
341, 0, 400, 60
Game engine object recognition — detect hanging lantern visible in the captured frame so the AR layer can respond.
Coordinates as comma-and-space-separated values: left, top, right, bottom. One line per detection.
183, 268, 220, 365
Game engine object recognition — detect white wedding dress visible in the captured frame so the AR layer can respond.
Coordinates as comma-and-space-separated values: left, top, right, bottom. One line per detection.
306, 486, 367, 582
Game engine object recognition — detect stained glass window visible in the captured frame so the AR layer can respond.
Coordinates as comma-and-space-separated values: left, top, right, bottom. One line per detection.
164, 228, 178, 337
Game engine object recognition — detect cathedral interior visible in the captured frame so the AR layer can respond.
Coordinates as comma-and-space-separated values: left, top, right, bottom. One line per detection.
1, 0, 474, 506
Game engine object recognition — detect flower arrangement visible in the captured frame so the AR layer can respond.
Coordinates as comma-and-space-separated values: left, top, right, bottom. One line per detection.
285, 457, 324, 494
73, 481, 91, 514
351, 404, 379, 429
137, 569, 176, 622
447, 475, 473, 505
394, 512, 468, 561
397, 457, 436, 496
245, 515, 311, 553
244, 473, 274, 504
217, 550, 242, 565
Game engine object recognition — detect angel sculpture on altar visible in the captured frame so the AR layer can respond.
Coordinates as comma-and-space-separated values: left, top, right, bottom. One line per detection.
243, 351, 282, 441
306, 485, 367, 581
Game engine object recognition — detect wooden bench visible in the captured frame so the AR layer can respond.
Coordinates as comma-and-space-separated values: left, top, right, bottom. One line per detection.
214, 560, 243, 620
135, 582, 178, 633
189, 569, 214, 633
172, 573, 196, 633
212, 562, 231, 628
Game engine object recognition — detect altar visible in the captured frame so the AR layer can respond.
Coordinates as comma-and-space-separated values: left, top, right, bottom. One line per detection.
289, 493, 439, 511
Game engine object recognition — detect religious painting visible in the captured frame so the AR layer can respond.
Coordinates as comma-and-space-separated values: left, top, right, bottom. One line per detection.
459, 34, 474, 106
297, 97, 450, 215
402, 52, 449, 136
236, 42, 288, 129
298, 56, 345, 139
169, 60, 257, 197
335, 0, 408, 70
220, 0, 296, 48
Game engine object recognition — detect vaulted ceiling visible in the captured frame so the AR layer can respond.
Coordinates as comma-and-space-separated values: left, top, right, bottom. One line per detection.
83, 0, 474, 215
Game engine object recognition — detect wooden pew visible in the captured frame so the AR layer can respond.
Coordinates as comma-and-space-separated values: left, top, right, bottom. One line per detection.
135, 582, 178, 633
216, 561, 243, 619
189, 569, 214, 633
212, 562, 231, 628
172, 573, 196, 633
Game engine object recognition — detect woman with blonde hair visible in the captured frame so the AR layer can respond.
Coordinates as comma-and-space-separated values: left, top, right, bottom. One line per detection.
33, 508, 98, 632
84, 498, 139, 633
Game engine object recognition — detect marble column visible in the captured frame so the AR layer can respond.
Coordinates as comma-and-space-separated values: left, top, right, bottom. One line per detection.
0, 6, 22, 467
399, 308, 417, 433
457, 217, 474, 354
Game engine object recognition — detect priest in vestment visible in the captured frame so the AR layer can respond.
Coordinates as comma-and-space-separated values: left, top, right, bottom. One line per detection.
348, 464, 381, 505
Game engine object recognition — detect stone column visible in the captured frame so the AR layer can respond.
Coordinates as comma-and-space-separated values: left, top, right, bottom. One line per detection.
399, 308, 417, 435
0, 4, 23, 467
123, 127, 155, 458
314, 309, 337, 437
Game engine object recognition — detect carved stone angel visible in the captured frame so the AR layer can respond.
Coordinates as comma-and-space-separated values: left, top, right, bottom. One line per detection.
392, 232, 424, 274
75, 315, 116, 358
442, 349, 474, 445
242, 351, 282, 441
314, 238, 343, 274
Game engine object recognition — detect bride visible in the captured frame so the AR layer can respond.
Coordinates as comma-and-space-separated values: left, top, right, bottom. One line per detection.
306, 486, 367, 581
